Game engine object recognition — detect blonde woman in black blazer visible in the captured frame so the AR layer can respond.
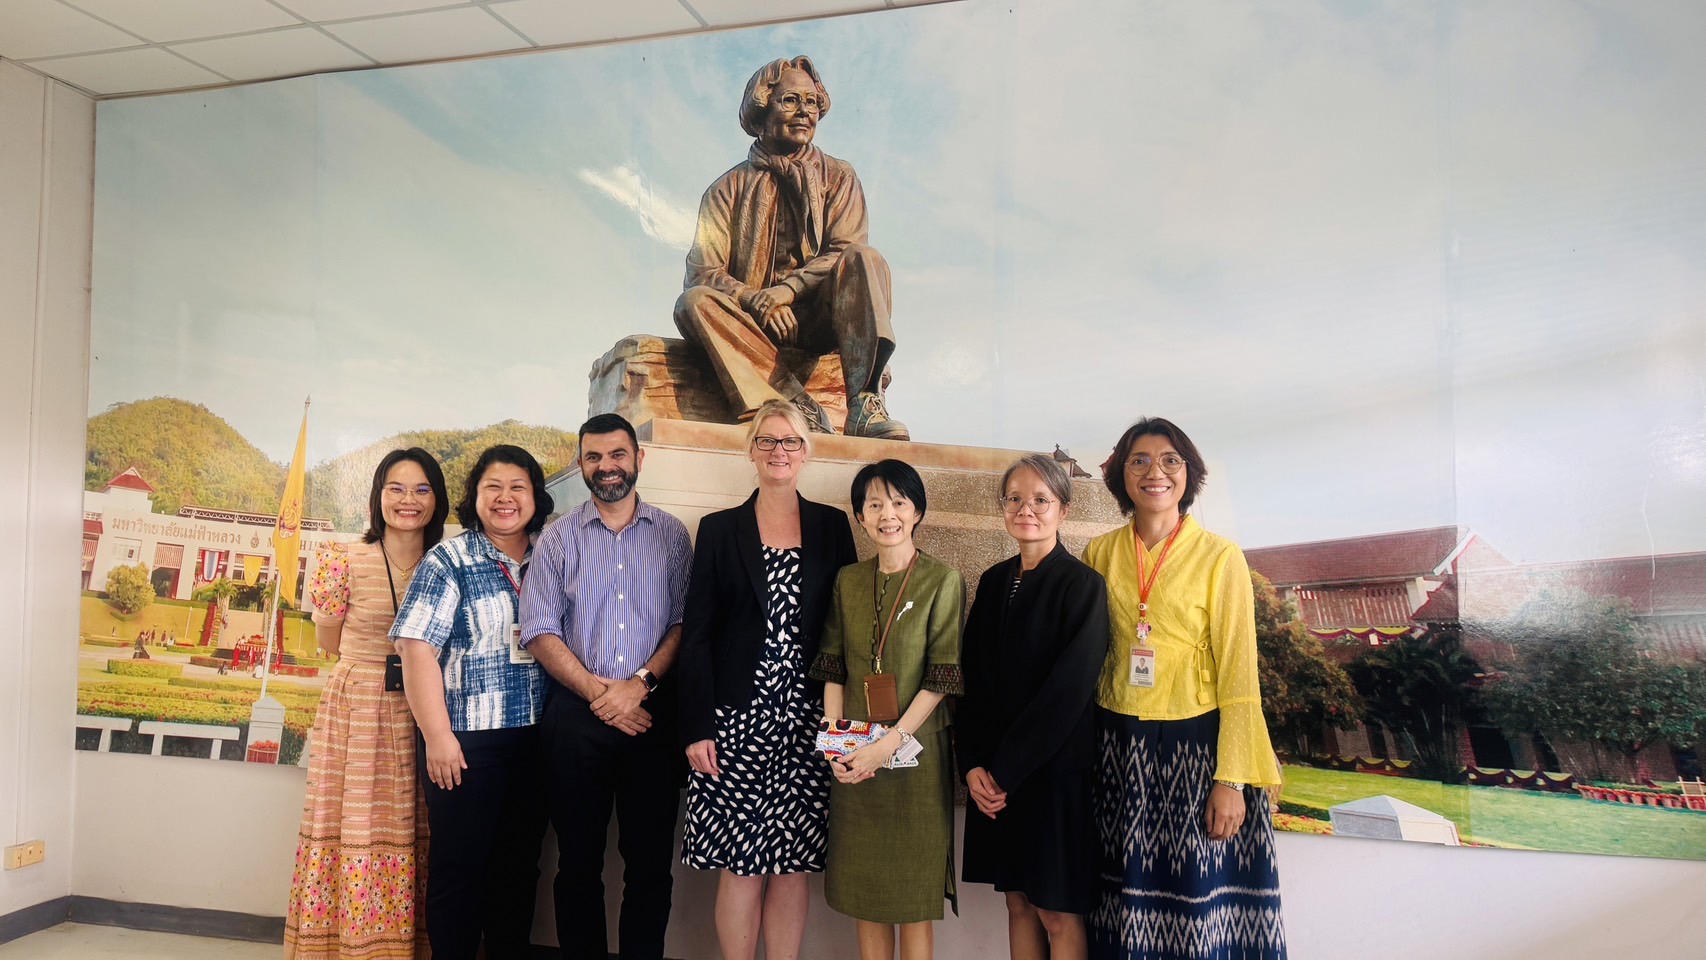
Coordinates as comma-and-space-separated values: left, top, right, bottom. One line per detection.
679, 398, 859, 960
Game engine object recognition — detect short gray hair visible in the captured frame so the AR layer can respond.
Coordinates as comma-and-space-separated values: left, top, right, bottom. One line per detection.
1000, 454, 1073, 506
739, 56, 832, 139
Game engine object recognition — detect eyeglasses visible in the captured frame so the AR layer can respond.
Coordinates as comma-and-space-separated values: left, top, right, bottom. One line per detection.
383, 483, 434, 498
1125, 455, 1186, 476
775, 92, 825, 114
997, 495, 1058, 515
753, 436, 806, 452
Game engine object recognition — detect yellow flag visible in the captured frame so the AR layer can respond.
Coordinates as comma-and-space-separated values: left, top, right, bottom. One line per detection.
273, 403, 309, 606
241, 555, 264, 585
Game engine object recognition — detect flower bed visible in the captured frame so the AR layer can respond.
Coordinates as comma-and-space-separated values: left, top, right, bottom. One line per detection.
1575, 784, 1706, 812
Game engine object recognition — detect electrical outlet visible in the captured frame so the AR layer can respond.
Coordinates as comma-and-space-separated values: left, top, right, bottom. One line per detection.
3, 840, 46, 870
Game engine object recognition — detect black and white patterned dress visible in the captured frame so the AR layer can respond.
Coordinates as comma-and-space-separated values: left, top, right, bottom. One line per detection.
682, 546, 830, 875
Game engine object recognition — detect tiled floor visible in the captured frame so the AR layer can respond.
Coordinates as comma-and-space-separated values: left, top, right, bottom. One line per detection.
0, 923, 277, 959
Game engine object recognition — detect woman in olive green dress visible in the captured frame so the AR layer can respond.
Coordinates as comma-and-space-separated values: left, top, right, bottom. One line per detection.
809, 458, 964, 960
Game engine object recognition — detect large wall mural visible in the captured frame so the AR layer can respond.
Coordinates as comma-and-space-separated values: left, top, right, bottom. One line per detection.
77, 0, 1706, 861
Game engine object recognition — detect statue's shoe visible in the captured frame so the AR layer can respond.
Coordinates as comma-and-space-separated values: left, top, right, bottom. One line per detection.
845, 392, 910, 441
792, 394, 835, 434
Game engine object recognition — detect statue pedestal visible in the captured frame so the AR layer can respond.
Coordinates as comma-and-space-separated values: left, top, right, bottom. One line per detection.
589, 335, 851, 433
546, 418, 1125, 601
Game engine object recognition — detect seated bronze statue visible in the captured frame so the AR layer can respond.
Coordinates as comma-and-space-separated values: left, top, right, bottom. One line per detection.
674, 55, 908, 441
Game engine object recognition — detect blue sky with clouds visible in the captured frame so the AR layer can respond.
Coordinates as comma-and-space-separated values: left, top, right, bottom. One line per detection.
90, 0, 1705, 562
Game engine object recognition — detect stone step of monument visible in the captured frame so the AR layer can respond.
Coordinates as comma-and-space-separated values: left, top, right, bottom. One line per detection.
590, 334, 850, 434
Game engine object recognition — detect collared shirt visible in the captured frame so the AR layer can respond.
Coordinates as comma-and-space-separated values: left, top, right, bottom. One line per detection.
518, 497, 692, 681
1082, 514, 1282, 789
389, 530, 546, 732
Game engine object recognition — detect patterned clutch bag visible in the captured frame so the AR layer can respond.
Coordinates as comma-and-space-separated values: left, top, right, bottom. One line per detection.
814, 719, 920, 768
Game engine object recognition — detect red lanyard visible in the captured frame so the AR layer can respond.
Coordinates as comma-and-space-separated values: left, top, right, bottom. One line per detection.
496, 558, 523, 597
1132, 518, 1185, 620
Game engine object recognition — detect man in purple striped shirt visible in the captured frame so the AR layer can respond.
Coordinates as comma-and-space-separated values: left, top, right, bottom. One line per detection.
518, 413, 692, 960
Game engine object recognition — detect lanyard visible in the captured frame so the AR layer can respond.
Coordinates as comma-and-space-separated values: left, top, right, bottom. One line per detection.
1132, 518, 1185, 626
871, 552, 918, 673
496, 558, 524, 598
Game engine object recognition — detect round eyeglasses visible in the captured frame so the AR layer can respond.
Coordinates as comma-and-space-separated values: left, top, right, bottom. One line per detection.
775, 92, 825, 114
753, 436, 806, 452
997, 495, 1058, 514
1125, 454, 1186, 476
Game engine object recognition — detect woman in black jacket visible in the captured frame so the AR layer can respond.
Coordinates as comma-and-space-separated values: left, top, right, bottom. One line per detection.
678, 398, 859, 960
958, 454, 1109, 960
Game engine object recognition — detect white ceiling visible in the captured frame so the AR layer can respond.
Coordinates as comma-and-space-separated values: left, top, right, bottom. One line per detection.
0, 0, 942, 98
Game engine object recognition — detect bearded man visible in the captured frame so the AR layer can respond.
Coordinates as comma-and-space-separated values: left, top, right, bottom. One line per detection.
674, 55, 908, 440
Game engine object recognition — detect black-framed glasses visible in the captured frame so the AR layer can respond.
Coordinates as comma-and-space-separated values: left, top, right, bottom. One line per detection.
1125, 454, 1186, 476
753, 436, 806, 452
383, 483, 434, 498
997, 495, 1058, 514
776, 92, 825, 114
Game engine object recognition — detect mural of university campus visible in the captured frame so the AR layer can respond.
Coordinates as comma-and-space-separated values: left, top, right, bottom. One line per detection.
75, 401, 1706, 860
76, 397, 577, 767
80, 1, 1706, 864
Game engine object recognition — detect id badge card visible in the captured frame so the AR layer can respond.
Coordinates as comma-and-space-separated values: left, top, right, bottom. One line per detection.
508, 622, 535, 664
1129, 646, 1156, 687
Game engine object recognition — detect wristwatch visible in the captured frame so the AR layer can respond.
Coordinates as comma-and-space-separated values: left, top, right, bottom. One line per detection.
633, 667, 658, 694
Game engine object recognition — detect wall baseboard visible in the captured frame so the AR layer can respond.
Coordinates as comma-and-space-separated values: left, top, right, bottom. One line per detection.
67, 897, 285, 942
1, 898, 645, 957
0, 895, 284, 946
0, 896, 74, 947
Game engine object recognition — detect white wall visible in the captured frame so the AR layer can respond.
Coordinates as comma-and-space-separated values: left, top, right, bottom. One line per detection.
0, 59, 94, 919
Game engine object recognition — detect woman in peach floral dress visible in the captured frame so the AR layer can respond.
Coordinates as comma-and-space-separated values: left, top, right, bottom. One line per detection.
285, 448, 449, 959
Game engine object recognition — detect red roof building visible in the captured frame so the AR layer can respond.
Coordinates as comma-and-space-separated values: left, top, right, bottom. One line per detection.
1245, 526, 1508, 639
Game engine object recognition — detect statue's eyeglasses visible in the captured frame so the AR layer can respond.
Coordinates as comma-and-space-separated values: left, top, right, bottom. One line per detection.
775, 93, 825, 114
753, 436, 806, 452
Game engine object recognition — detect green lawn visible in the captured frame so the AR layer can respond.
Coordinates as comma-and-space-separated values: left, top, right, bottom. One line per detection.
1279, 764, 1706, 860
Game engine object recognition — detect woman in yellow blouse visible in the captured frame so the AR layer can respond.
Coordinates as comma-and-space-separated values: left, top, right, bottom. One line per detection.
1081, 418, 1286, 960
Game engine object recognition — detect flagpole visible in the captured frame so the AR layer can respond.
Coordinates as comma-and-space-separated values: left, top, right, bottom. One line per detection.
258, 396, 310, 701
259, 552, 278, 698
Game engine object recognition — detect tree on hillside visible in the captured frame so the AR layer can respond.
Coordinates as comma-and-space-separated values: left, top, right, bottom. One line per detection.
85, 397, 285, 515
1252, 571, 1361, 757
1346, 628, 1483, 781
1480, 589, 1706, 782
306, 421, 579, 532
104, 562, 154, 615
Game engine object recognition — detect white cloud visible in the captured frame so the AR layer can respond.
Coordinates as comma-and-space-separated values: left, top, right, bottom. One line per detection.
576, 165, 698, 250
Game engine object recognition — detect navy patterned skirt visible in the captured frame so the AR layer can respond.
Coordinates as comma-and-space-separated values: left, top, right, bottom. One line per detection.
1090, 709, 1286, 960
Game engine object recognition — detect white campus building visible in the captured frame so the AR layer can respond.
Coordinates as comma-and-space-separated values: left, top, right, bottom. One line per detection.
82, 467, 352, 605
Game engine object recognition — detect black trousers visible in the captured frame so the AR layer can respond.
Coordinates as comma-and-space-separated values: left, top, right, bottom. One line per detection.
418, 725, 549, 960
542, 684, 683, 960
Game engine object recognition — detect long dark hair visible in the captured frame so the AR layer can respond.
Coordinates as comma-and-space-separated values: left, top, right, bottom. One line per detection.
363, 447, 449, 548
455, 444, 554, 536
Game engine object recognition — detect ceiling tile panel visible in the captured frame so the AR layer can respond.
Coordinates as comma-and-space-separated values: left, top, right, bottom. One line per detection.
171, 28, 373, 82
494, 0, 699, 46
686, 0, 880, 27
0, 0, 137, 60
29, 47, 226, 95
67, 0, 298, 42
277, 0, 467, 20
325, 6, 530, 63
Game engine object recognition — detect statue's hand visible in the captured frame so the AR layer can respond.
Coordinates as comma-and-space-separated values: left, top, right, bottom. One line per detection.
761, 304, 799, 345
745, 284, 796, 321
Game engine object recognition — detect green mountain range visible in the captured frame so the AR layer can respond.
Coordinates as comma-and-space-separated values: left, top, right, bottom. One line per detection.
85, 397, 578, 531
